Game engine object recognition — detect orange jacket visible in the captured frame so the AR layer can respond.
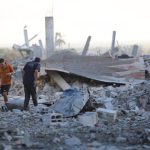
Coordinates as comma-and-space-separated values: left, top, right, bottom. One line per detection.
0, 63, 14, 85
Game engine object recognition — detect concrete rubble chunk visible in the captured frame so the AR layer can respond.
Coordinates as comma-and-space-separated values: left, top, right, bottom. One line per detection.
5, 96, 25, 111
78, 112, 98, 127
96, 108, 117, 122
42, 112, 64, 125
50, 112, 64, 124
51, 86, 89, 117
48, 71, 71, 91
34, 104, 49, 114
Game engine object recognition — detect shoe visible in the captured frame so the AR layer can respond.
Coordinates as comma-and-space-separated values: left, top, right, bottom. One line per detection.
1, 105, 8, 112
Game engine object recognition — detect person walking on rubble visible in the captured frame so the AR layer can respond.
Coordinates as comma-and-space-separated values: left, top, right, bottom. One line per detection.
22, 57, 41, 110
0, 58, 15, 104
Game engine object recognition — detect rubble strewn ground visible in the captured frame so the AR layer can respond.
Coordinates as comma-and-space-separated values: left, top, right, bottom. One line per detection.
0, 72, 150, 150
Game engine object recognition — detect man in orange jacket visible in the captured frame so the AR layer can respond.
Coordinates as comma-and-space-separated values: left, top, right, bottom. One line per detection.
0, 58, 15, 104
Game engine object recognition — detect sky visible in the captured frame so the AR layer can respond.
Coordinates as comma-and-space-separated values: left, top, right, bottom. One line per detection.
0, 0, 150, 49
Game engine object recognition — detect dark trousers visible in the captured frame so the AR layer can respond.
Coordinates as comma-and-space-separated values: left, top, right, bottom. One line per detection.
24, 84, 38, 110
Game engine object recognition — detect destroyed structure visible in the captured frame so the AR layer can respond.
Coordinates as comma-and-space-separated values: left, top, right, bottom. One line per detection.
0, 18, 150, 150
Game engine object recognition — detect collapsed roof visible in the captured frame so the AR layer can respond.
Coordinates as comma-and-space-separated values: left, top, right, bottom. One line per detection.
44, 51, 145, 84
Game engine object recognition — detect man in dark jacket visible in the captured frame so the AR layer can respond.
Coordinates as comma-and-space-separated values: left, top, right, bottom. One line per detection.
22, 57, 41, 110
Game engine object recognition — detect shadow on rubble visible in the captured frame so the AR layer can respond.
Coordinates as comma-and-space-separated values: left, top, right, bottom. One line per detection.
49, 71, 125, 87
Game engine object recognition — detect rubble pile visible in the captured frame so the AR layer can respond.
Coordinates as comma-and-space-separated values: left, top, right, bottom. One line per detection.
11, 80, 24, 96
89, 82, 150, 111
0, 74, 150, 149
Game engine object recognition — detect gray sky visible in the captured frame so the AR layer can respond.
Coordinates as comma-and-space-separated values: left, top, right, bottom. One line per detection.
0, 0, 150, 49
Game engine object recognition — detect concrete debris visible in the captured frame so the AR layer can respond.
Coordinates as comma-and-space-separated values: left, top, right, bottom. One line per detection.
0, 57, 150, 149
47, 71, 71, 91
96, 108, 117, 122
78, 112, 98, 127
65, 136, 81, 146
5, 96, 25, 111
45, 52, 145, 84
51, 86, 89, 117
42, 112, 64, 126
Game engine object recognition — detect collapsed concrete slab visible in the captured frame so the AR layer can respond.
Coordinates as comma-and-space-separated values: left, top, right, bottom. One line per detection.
50, 86, 89, 117
44, 52, 145, 84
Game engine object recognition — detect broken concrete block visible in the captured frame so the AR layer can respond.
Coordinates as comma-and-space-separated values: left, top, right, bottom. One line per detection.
103, 98, 114, 109
78, 112, 98, 127
6, 96, 25, 111
42, 112, 64, 125
51, 87, 89, 117
50, 112, 64, 124
96, 108, 117, 122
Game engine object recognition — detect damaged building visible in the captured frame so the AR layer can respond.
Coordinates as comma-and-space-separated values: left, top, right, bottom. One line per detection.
0, 16, 150, 150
